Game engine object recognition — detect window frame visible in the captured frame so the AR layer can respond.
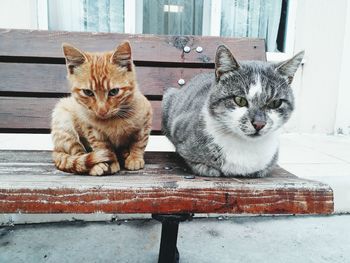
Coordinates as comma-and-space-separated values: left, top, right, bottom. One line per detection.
36, 0, 48, 29
132, 0, 298, 62
124, 0, 137, 33
37, 0, 298, 62
268, 0, 298, 62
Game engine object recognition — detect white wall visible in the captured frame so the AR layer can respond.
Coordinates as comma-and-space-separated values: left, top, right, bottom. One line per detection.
0, 0, 38, 29
335, 1, 350, 135
285, 0, 350, 135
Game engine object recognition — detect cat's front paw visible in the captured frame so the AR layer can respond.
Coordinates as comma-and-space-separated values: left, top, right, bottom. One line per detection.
191, 163, 221, 177
89, 161, 120, 176
110, 161, 120, 174
125, 156, 145, 170
89, 162, 110, 176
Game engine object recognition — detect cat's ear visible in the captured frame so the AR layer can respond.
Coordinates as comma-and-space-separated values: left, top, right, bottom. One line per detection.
111, 41, 132, 71
62, 43, 86, 74
275, 51, 304, 84
215, 45, 240, 81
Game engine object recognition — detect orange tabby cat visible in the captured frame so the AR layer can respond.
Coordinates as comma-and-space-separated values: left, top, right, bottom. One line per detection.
51, 41, 152, 176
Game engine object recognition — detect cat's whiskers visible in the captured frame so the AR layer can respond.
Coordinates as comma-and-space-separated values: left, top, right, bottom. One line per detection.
110, 104, 137, 119
209, 120, 234, 136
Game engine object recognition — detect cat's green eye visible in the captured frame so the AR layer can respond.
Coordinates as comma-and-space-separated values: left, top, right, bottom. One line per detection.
108, 88, 119, 96
83, 89, 94, 97
234, 96, 248, 107
267, 99, 283, 109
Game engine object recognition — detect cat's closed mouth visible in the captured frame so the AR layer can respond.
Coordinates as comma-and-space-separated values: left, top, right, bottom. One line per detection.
248, 132, 262, 137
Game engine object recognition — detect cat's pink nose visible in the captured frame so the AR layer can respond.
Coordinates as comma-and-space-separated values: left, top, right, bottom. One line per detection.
252, 121, 266, 131
97, 108, 108, 117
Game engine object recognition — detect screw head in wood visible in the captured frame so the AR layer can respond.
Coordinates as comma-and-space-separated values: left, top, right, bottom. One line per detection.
178, 79, 185, 86
196, 46, 203, 53
183, 46, 191, 53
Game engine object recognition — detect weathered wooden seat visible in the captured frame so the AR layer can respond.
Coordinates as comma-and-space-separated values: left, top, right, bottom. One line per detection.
0, 29, 333, 263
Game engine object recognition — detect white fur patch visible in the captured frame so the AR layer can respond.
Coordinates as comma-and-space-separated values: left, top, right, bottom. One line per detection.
204, 107, 279, 175
268, 111, 282, 129
227, 107, 249, 137
248, 74, 262, 98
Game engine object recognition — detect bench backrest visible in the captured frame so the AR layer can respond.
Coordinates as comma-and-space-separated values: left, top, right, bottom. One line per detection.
0, 29, 266, 134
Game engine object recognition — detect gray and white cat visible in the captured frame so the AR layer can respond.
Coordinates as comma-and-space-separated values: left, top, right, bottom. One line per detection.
162, 45, 304, 177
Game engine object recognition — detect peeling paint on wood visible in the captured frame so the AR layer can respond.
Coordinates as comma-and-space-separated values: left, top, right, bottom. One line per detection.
0, 29, 266, 62
0, 151, 334, 215
0, 29, 332, 215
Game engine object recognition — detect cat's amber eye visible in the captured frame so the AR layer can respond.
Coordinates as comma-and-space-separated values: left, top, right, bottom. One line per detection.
267, 99, 283, 109
108, 88, 119, 96
234, 96, 248, 107
82, 89, 94, 97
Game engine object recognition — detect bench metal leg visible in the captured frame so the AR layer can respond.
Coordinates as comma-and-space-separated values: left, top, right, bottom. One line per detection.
152, 214, 193, 263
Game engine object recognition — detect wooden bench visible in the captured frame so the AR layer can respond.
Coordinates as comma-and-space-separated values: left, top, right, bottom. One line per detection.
0, 29, 333, 263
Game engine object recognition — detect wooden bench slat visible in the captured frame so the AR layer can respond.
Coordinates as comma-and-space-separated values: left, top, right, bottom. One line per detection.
0, 29, 266, 63
0, 97, 161, 132
0, 150, 333, 214
0, 62, 211, 96
0, 29, 334, 217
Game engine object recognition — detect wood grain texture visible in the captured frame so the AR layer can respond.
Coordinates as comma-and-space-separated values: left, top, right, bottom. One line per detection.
0, 29, 266, 63
0, 30, 334, 216
0, 62, 211, 96
0, 151, 334, 215
0, 97, 162, 132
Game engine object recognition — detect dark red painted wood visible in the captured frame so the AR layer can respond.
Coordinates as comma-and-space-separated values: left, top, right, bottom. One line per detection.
0, 151, 334, 215
0, 29, 334, 216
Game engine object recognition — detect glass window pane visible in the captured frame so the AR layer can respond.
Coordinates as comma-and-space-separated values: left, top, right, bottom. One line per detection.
48, 0, 124, 33
142, 0, 204, 35
220, 0, 283, 52
46, 0, 287, 52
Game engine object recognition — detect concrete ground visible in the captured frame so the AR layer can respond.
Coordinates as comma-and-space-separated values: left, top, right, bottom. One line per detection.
0, 215, 349, 263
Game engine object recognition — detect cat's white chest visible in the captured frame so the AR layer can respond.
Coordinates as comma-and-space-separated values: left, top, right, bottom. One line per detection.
214, 132, 279, 175
203, 108, 279, 175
